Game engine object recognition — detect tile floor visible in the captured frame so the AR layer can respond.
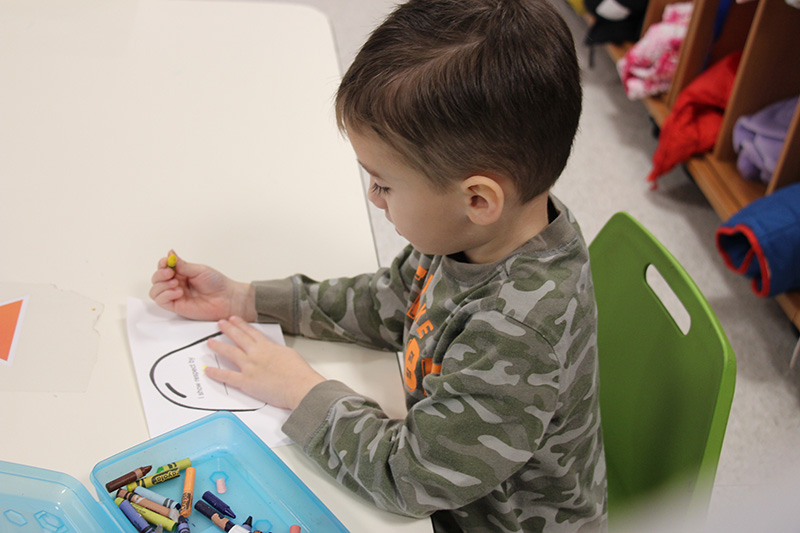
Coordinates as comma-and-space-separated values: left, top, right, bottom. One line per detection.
281, 0, 800, 529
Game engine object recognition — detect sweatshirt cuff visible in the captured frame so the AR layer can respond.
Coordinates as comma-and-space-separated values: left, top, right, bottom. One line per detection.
282, 380, 357, 447
252, 278, 297, 334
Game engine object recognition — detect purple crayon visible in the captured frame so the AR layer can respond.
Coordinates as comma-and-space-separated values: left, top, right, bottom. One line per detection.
195, 500, 248, 533
202, 491, 236, 518
177, 515, 191, 533
118, 499, 156, 533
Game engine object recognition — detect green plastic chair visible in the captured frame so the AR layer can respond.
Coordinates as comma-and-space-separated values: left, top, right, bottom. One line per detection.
589, 212, 736, 527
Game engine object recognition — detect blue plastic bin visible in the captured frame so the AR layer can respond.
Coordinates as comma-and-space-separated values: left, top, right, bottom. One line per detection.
0, 412, 348, 532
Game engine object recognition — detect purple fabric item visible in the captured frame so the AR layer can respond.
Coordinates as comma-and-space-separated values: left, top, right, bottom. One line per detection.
733, 95, 798, 183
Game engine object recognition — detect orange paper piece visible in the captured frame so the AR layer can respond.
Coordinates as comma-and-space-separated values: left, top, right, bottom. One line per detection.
0, 298, 27, 365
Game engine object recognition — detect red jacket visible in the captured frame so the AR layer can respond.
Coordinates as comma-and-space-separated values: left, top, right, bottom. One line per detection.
647, 51, 742, 187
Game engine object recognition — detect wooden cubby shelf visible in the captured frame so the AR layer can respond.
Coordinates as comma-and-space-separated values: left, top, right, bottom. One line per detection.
599, 0, 800, 330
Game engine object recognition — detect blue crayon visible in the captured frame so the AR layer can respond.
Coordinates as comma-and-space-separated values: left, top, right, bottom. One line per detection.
118, 499, 155, 533
202, 491, 236, 518
133, 486, 180, 510
177, 515, 191, 533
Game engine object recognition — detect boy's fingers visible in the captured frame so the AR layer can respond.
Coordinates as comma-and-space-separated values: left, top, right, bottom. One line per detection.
219, 317, 264, 349
150, 287, 181, 307
229, 316, 274, 344
204, 365, 243, 389
208, 337, 245, 368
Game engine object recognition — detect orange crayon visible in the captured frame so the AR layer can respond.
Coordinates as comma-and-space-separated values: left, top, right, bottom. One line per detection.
180, 467, 196, 518
105, 465, 152, 493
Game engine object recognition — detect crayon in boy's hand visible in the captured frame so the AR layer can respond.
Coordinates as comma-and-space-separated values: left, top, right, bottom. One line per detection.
167, 253, 178, 269
106, 465, 152, 493
180, 467, 196, 518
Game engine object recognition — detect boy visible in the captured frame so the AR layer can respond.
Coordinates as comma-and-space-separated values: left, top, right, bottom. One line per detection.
150, 0, 607, 531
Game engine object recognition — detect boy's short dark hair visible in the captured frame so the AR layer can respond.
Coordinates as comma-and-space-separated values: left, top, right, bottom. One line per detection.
336, 0, 582, 203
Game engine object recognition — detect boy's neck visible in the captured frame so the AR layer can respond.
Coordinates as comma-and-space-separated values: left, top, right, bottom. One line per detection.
462, 192, 551, 264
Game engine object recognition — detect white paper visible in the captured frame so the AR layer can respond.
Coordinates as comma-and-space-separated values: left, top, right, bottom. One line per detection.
0, 283, 103, 392
126, 297, 291, 447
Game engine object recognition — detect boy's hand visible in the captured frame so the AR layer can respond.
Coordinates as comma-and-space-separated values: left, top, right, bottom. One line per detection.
204, 316, 326, 411
149, 251, 255, 322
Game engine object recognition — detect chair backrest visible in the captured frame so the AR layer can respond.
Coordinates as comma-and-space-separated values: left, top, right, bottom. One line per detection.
589, 212, 736, 526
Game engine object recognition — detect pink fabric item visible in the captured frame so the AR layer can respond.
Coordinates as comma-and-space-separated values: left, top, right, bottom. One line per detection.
617, 2, 693, 100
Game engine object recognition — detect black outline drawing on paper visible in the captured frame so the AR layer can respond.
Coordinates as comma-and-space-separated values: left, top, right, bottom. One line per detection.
149, 331, 266, 412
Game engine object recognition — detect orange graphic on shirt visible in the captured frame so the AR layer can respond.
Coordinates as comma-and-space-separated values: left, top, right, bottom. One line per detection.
404, 270, 440, 391
0, 298, 26, 365
404, 338, 421, 390
407, 271, 432, 319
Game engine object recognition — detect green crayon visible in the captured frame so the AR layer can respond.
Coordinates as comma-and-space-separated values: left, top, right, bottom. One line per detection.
127, 467, 180, 490
155, 458, 191, 473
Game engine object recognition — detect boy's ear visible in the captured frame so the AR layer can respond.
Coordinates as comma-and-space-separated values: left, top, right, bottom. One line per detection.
461, 175, 505, 226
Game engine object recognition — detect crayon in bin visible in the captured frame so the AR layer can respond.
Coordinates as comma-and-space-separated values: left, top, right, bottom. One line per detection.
156, 457, 191, 473
133, 486, 181, 510
176, 515, 191, 533
106, 465, 152, 493
117, 489, 180, 521
116, 498, 177, 531
118, 498, 156, 533
127, 467, 180, 491
202, 490, 236, 518
180, 467, 196, 518
195, 500, 249, 533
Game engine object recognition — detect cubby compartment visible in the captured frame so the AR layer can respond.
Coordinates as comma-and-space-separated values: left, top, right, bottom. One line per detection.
595, 0, 800, 328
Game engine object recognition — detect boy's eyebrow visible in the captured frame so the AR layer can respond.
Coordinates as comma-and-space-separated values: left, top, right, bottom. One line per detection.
357, 161, 382, 179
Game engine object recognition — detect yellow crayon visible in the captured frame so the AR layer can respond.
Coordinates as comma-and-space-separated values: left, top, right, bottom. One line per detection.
127, 467, 180, 490
116, 498, 177, 531
167, 253, 177, 269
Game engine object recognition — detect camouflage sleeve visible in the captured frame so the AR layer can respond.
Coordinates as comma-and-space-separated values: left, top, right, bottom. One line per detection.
282, 310, 560, 517
254, 245, 419, 351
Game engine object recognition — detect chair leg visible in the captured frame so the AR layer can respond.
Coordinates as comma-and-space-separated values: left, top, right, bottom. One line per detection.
790, 336, 800, 369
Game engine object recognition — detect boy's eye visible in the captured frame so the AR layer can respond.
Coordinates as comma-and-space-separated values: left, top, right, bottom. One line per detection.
370, 182, 390, 196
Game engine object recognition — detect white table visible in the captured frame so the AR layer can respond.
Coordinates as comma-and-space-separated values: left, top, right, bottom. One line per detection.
0, 1, 429, 531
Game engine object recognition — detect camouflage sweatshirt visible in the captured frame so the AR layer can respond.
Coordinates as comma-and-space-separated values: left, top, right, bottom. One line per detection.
254, 198, 607, 532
